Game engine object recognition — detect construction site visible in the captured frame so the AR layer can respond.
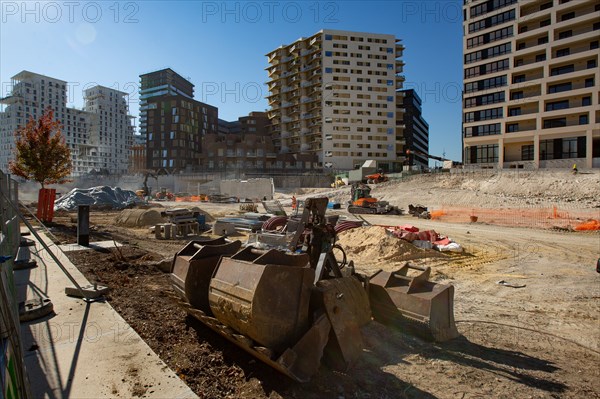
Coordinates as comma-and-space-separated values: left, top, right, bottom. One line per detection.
1, 168, 599, 399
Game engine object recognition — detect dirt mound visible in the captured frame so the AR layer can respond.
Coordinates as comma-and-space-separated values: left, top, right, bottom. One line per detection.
336, 226, 442, 266
114, 208, 165, 227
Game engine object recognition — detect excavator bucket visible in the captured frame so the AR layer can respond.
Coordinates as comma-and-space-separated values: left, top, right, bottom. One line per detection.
369, 264, 459, 342
170, 237, 242, 313
209, 247, 315, 352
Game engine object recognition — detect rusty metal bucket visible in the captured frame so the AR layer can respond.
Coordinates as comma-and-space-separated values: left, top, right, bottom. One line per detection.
208, 247, 315, 352
369, 264, 459, 342
170, 238, 242, 313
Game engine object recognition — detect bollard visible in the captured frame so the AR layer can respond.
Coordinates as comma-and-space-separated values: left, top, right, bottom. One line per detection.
77, 205, 90, 246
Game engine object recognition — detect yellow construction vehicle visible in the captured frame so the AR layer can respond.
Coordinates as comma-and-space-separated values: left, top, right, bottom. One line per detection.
330, 176, 346, 188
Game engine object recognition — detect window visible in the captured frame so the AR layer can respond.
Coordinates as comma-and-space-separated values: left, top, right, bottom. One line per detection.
465, 43, 511, 64
538, 36, 548, 45
550, 64, 574, 76
536, 53, 546, 62
515, 59, 524, 67
511, 91, 523, 100
509, 107, 521, 116
543, 118, 567, 129
585, 78, 594, 87
561, 12, 575, 21
464, 75, 507, 93
521, 145, 534, 161
579, 115, 588, 125
466, 144, 499, 164
548, 82, 572, 93
325, 67, 333, 73
513, 74, 525, 83
556, 48, 570, 57
468, 9, 515, 33
540, 19, 551, 27
540, 2, 552, 10
325, 51, 332, 56
506, 123, 519, 132
546, 100, 569, 111
518, 43, 526, 50
591, 41, 599, 50
464, 91, 505, 108
325, 34, 333, 40
467, 26, 513, 49
587, 60, 597, 69
463, 123, 501, 137
562, 138, 577, 158
558, 30, 572, 39
540, 140, 554, 160
582, 96, 591, 106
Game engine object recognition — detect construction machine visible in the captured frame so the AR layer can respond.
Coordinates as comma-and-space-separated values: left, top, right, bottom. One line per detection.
347, 183, 402, 215
168, 197, 458, 382
137, 171, 158, 198
364, 170, 388, 184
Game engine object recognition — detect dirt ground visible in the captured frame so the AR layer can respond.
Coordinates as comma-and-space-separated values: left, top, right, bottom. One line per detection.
32, 171, 600, 399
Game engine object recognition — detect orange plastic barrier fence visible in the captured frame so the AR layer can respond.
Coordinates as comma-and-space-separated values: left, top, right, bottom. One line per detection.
36, 188, 56, 222
174, 195, 207, 202
574, 220, 600, 231
431, 205, 597, 230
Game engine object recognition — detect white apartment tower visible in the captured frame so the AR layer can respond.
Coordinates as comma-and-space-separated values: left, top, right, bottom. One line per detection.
266, 29, 406, 171
462, 0, 600, 169
83, 86, 135, 174
0, 71, 134, 176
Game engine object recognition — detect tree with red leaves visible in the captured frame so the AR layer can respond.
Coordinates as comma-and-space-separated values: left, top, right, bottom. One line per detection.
8, 107, 72, 188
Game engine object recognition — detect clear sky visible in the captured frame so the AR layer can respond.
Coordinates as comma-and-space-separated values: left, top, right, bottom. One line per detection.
1, 0, 464, 163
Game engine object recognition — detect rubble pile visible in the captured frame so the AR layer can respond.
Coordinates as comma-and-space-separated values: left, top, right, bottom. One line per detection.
54, 186, 144, 211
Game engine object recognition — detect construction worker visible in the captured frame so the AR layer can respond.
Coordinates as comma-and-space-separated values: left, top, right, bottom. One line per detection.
572, 163, 578, 174
291, 195, 297, 210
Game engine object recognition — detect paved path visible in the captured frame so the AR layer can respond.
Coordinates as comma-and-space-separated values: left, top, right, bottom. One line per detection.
15, 229, 197, 399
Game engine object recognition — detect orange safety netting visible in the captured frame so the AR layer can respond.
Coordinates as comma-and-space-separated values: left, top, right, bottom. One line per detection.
431, 205, 598, 230
574, 220, 600, 231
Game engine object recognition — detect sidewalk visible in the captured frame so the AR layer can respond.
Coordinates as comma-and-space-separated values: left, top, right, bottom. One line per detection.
14, 229, 198, 398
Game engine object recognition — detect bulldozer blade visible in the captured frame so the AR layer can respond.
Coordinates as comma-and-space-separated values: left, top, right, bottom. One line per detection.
209, 251, 314, 352
369, 266, 459, 342
170, 239, 242, 313
176, 287, 331, 382
277, 313, 332, 382
316, 277, 371, 371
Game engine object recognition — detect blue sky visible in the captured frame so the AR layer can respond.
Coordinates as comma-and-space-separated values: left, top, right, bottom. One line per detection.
1, 0, 464, 162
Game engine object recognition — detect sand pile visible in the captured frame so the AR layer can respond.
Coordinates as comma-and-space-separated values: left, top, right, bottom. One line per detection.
336, 226, 443, 265
114, 208, 165, 227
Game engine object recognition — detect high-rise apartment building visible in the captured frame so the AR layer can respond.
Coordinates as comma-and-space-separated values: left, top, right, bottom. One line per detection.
266, 29, 406, 171
140, 69, 219, 172
139, 68, 194, 139
83, 86, 135, 174
399, 89, 430, 169
144, 95, 218, 172
462, 0, 600, 169
0, 71, 134, 176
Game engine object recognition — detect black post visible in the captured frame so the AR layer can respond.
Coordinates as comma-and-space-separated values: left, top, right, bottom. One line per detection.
77, 205, 90, 246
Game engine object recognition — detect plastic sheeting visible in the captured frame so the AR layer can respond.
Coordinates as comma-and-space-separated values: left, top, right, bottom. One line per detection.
54, 186, 144, 211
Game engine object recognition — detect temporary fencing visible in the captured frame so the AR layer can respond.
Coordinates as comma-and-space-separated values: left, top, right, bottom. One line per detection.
431, 203, 599, 231
0, 170, 30, 398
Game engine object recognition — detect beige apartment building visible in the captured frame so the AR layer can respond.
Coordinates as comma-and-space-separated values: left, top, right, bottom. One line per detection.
266, 29, 406, 171
462, 0, 600, 169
